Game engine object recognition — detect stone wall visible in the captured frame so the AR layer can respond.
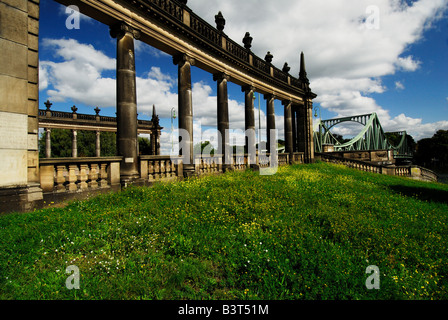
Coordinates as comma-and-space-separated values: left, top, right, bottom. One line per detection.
0, 0, 43, 212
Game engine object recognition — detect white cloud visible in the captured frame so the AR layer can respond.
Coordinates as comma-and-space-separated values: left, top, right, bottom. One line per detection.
187, 0, 448, 140
395, 56, 421, 72
39, 0, 448, 146
395, 81, 405, 90
40, 38, 116, 106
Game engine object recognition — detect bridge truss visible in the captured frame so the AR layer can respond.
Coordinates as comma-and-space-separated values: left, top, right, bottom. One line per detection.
314, 113, 413, 159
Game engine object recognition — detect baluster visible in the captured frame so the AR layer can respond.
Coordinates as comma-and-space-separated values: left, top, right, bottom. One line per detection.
100, 163, 108, 187
148, 161, 154, 182
56, 165, 66, 192
206, 158, 210, 173
89, 164, 99, 188
154, 160, 160, 181
199, 157, 204, 174
67, 164, 78, 191
171, 160, 176, 177
165, 160, 172, 178
79, 164, 88, 190
160, 160, 166, 179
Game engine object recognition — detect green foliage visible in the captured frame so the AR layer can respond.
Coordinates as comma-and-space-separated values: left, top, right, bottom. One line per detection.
194, 141, 215, 156
138, 137, 152, 155
39, 129, 117, 158
1, 163, 447, 300
415, 130, 448, 171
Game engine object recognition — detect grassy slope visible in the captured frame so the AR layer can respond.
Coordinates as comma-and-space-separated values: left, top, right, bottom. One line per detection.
0, 162, 447, 300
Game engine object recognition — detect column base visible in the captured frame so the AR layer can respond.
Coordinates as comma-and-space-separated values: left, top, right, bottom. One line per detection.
222, 164, 235, 172
0, 184, 43, 214
120, 174, 143, 188
181, 164, 196, 179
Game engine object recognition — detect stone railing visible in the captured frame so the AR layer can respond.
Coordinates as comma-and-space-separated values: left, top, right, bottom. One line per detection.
292, 152, 304, 164
140, 155, 183, 183
394, 166, 411, 177
232, 154, 248, 171
39, 157, 122, 193
195, 154, 223, 175
193, 152, 299, 174
277, 153, 289, 166
318, 153, 383, 173
420, 167, 438, 182
132, 0, 301, 90
317, 153, 438, 182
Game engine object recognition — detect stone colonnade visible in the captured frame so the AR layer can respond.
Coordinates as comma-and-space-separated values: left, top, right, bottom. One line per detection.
44, 128, 102, 159
109, 21, 314, 180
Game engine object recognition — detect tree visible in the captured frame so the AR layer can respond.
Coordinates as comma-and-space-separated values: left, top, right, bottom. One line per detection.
39, 129, 117, 158
193, 141, 215, 156
414, 130, 448, 171
138, 137, 152, 155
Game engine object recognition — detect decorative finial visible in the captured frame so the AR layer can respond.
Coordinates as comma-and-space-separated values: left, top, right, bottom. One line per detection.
151, 105, 160, 127
265, 51, 273, 64
243, 32, 253, 50
44, 100, 52, 110
282, 62, 291, 73
299, 51, 309, 85
215, 11, 225, 32
71, 105, 78, 113
94, 106, 101, 115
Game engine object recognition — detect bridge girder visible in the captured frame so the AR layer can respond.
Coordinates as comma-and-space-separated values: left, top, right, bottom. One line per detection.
314, 113, 412, 158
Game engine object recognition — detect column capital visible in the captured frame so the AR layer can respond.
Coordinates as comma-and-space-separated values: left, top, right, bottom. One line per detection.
241, 85, 255, 93
173, 53, 195, 67
213, 72, 230, 82
282, 99, 292, 106
110, 22, 141, 40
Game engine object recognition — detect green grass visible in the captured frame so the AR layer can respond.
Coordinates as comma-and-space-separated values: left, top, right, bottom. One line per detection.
1, 162, 447, 300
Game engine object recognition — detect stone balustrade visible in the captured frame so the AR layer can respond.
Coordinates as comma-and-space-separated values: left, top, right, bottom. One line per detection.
140, 155, 183, 183
291, 152, 305, 164
394, 166, 411, 177
195, 155, 223, 175
317, 153, 438, 182
39, 157, 122, 193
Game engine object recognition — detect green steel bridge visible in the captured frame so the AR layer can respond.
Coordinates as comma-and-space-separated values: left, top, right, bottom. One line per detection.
313, 113, 413, 160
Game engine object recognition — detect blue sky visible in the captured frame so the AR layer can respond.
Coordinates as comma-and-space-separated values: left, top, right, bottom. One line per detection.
38, 0, 448, 152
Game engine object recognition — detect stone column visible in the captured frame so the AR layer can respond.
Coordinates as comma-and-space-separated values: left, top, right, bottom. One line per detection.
156, 130, 161, 155
95, 131, 101, 157
292, 106, 297, 152
283, 100, 293, 161
243, 85, 256, 165
264, 94, 276, 153
173, 53, 195, 176
214, 72, 231, 170
296, 104, 309, 161
305, 98, 315, 163
72, 129, 78, 158
110, 22, 140, 182
150, 131, 156, 155
45, 128, 51, 158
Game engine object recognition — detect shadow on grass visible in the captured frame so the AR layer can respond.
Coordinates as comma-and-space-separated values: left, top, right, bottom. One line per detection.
389, 184, 448, 205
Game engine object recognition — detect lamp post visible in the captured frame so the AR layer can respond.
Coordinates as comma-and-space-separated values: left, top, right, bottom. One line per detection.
171, 107, 176, 152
